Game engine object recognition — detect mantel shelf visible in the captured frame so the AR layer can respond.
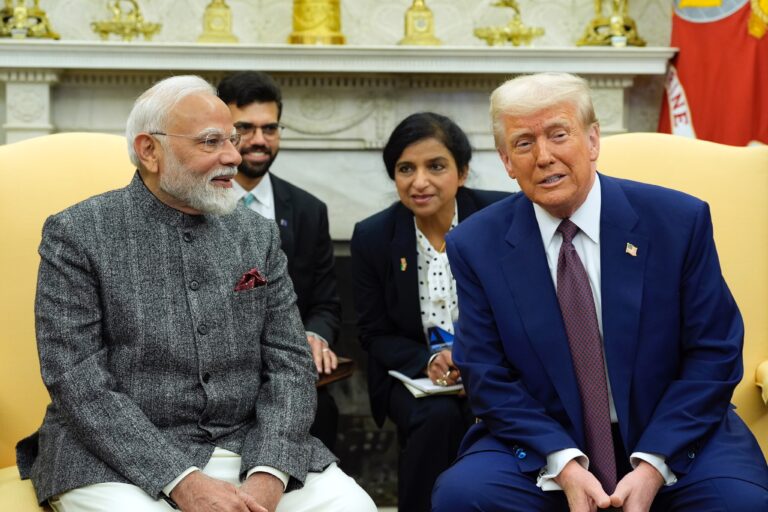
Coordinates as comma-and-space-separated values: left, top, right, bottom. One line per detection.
0, 40, 676, 75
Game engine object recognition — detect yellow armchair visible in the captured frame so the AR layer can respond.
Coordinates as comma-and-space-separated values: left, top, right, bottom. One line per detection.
0, 133, 135, 510
599, 132, 768, 458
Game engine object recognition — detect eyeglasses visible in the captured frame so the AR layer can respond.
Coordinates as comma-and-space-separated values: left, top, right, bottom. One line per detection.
234, 122, 284, 140
150, 131, 242, 153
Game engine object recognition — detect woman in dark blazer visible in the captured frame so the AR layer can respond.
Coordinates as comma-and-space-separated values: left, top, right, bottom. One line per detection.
351, 112, 509, 512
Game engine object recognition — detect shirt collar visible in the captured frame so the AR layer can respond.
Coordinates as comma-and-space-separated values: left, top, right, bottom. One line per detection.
533, 173, 601, 248
232, 172, 273, 208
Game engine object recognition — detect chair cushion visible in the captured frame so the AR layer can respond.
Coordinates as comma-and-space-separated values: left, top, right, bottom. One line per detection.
0, 465, 46, 511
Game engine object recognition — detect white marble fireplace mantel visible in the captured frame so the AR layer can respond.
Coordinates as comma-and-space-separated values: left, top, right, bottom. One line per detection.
0, 40, 675, 239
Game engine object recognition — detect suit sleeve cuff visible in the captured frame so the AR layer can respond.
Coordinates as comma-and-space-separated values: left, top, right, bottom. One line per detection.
162, 467, 200, 497
306, 331, 329, 346
246, 466, 289, 490
630, 452, 678, 486
536, 448, 587, 491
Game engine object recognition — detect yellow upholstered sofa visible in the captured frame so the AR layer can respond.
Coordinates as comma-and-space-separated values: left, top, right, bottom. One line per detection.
599, 133, 768, 458
0, 133, 135, 511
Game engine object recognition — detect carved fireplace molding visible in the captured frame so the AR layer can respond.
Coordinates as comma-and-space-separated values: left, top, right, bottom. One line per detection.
0, 41, 675, 145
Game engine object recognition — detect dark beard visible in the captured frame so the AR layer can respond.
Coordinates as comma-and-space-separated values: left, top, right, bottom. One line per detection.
238, 146, 279, 179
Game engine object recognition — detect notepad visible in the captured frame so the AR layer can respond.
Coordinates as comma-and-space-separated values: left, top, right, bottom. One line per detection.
388, 370, 463, 398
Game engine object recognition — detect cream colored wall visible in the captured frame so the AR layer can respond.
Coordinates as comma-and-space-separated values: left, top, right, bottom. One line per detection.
40, 0, 671, 132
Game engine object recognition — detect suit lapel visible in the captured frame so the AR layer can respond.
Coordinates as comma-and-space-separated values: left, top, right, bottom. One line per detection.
598, 176, 647, 433
271, 175, 295, 261
456, 187, 479, 221
391, 204, 422, 334
500, 197, 585, 440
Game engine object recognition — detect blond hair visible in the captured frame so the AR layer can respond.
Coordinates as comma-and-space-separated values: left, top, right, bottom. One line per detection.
490, 73, 598, 148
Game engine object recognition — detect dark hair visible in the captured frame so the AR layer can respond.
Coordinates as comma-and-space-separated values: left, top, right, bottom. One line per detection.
382, 112, 471, 180
217, 71, 283, 119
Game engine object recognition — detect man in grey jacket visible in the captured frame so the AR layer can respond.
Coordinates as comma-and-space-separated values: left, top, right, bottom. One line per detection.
16, 75, 375, 512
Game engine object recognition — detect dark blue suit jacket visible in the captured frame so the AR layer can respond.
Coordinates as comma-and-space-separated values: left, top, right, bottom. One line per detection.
446, 174, 768, 489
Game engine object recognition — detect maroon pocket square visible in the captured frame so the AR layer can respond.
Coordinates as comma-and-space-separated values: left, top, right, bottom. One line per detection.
234, 267, 267, 291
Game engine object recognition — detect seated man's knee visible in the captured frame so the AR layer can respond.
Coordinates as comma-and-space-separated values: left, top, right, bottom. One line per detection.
432, 464, 476, 512
712, 478, 768, 510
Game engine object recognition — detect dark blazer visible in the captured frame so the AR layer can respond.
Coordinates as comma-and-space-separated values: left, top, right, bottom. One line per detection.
351, 187, 510, 426
18, 173, 336, 503
271, 174, 340, 344
446, 174, 768, 489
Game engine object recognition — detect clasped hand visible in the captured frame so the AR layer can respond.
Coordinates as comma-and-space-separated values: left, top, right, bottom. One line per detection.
554, 460, 664, 512
171, 471, 284, 512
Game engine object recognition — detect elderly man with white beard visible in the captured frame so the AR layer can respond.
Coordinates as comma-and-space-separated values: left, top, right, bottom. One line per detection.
16, 75, 376, 512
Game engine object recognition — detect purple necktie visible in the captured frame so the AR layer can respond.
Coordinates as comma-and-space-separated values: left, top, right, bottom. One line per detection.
556, 219, 617, 492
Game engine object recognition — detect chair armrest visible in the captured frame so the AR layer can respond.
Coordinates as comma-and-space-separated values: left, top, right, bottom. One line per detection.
757, 360, 768, 405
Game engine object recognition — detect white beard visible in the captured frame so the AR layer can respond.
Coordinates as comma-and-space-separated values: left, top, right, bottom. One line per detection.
159, 149, 239, 216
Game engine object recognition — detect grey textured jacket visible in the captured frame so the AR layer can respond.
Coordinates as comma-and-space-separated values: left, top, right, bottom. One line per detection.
17, 172, 336, 504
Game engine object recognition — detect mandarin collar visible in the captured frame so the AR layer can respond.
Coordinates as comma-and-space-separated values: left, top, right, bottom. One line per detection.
129, 171, 208, 229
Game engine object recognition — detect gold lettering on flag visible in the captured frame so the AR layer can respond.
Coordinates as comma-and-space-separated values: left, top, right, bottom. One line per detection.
749, 0, 768, 38
664, 65, 697, 139
679, 0, 723, 6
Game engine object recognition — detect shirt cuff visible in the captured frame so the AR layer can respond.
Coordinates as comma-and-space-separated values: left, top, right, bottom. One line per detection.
630, 452, 678, 486
536, 448, 588, 491
306, 331, 328, 346
246, 466, 289, 490
163, 467, 200, 497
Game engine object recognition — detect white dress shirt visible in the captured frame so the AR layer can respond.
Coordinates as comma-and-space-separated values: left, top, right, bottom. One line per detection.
233, 173, 275, 220
533, 174, 677, 490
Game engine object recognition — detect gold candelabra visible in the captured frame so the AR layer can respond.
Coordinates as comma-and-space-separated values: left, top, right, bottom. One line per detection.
577, 0, 645, 47
198, 0, 238, 43
474, 0, 544, 47
287, 0, 345, 45
399, 0, 441, 46
91, 0, 161, 42
0, 0, 59, 39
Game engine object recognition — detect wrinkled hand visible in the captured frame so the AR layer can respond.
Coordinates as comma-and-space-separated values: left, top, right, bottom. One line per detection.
609, 460, 664, 512
554, 460, 612, 512
170, 471, 267, 512
426, 349, 461, 386
308, 335, 337, 374
239, 472, 285, 512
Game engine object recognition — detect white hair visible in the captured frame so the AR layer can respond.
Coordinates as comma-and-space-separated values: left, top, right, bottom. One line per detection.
125, 75, 215, 166
490, 73, 598, 148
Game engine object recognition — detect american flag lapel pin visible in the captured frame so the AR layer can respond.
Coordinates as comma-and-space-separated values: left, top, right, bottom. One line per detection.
400, 257, 407, 271
625, 242, 638, 257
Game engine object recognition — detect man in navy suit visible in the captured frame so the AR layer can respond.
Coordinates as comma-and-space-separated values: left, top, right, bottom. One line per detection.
431, 73, 768, 511
218, 72, 341, 452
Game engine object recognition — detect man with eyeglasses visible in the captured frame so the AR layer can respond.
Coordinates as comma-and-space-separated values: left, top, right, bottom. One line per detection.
217, 72, 343, 454
17, 75, 376, 512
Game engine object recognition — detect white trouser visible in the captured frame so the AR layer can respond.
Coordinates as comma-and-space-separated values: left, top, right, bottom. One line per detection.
49, 448, 376, 512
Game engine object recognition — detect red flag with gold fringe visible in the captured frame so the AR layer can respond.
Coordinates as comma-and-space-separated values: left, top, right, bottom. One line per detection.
659, 0, 768, 146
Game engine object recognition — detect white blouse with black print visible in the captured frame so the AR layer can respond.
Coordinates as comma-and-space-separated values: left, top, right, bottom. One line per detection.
415, 202, 459, 341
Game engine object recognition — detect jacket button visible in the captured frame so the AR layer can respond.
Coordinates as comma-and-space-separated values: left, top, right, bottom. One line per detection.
190, 280, 199, 291
687, 450, 696, 459
517, 449, 527, 459
183, 232, 193, 242
197, 324, 209, 335
202, 372, 211, 384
